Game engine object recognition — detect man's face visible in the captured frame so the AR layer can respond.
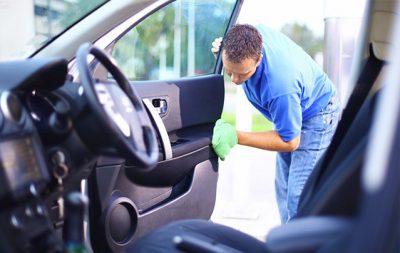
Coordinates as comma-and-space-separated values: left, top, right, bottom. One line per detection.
222, 51, 260, 85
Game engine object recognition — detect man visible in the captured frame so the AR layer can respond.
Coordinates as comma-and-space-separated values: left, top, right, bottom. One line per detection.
211, 24, 340, 223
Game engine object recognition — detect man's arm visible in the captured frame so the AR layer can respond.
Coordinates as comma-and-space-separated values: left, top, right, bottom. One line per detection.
237, 130, 300, 152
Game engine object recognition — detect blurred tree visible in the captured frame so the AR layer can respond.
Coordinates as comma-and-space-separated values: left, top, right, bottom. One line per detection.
112, 5, 176, 80
281, 22, 323, 58
112, 0, 236, 80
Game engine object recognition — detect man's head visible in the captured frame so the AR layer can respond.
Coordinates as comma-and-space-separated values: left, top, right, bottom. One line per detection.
222, 24, 263, 85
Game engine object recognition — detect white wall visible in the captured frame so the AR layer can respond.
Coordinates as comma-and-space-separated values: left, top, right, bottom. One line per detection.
324, 0, 368, 105
0, 0, 35, 60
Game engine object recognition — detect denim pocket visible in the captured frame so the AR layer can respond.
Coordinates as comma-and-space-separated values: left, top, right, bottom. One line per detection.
299, 102, 340, 151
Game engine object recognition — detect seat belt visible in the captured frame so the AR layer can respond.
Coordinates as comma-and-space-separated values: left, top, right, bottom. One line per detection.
315, 44, 385, 184
297, 44, 385, 216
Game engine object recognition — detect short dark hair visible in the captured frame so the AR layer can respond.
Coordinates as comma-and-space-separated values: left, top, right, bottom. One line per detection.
223, 24, 263, 63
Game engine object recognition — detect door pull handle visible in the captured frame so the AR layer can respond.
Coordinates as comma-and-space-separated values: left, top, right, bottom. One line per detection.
152, 98, 167, 115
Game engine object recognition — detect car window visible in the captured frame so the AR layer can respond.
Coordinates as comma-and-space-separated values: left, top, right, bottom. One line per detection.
0, 0, 108, 60
111, 0, 236, 81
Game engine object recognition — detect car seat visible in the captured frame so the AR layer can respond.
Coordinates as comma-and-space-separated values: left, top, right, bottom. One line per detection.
126, 1, 397, 252
296, 0, 395, 217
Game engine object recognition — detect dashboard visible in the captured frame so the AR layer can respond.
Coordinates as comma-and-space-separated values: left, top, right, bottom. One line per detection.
0, 88, 59, 253
0, 44, 159, 252
0, 58, 88, 252
0, 90, 49, 202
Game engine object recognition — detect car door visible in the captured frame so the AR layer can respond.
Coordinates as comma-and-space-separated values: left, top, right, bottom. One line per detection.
85, 1, 243, 252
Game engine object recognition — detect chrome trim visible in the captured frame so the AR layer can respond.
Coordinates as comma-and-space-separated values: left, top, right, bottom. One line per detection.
0, 91, 11, 121
0, 91, 22, 123
81, 180, 94, 253
143, 98, 172, 160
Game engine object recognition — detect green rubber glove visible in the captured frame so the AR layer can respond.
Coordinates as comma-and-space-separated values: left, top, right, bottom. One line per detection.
212, 119, 238, 160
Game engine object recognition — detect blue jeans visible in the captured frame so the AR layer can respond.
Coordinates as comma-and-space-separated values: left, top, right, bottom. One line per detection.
275, 97, 340, 223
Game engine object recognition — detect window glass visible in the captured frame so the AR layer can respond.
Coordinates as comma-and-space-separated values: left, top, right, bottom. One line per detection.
0, 0, 108, 60
112, 0, 236, 80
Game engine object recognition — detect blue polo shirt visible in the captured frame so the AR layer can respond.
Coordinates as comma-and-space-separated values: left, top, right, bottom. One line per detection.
242, 26, 336, 142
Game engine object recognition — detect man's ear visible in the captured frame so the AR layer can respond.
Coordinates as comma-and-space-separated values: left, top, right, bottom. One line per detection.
256, 54, 263, 66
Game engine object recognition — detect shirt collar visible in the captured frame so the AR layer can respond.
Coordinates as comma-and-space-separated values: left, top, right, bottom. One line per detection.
248, 47, 266, 85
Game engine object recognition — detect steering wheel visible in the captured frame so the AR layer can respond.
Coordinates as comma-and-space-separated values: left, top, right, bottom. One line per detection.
76, 43, 158, 169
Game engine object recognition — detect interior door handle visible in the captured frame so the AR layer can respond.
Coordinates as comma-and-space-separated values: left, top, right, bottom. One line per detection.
142, 99, 172, 160
151, 98, 168, 115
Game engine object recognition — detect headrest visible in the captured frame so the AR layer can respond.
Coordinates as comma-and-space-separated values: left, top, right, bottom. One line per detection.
371, 11, 396, 61
370, 1, 398, 61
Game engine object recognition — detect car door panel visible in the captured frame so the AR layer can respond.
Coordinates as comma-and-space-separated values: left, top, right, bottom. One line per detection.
124, 74, 224, 185
90, 157, 218, 252
135, 74, 225, 133
86, 0, 244, 251
89, 74, 224, 252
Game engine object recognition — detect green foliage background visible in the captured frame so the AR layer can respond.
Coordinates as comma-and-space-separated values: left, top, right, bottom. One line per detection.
281, 22, 323, 58
57, 1, 322, 133
112, 1, 236, 80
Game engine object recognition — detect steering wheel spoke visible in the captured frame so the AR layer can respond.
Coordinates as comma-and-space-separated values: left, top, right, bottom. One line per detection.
76, 43, 158, 169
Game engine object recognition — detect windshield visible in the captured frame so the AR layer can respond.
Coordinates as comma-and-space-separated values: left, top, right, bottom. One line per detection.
0, 0, 108, 61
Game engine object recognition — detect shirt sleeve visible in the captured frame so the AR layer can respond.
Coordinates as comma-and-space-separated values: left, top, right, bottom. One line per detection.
268, 93, 302, 142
